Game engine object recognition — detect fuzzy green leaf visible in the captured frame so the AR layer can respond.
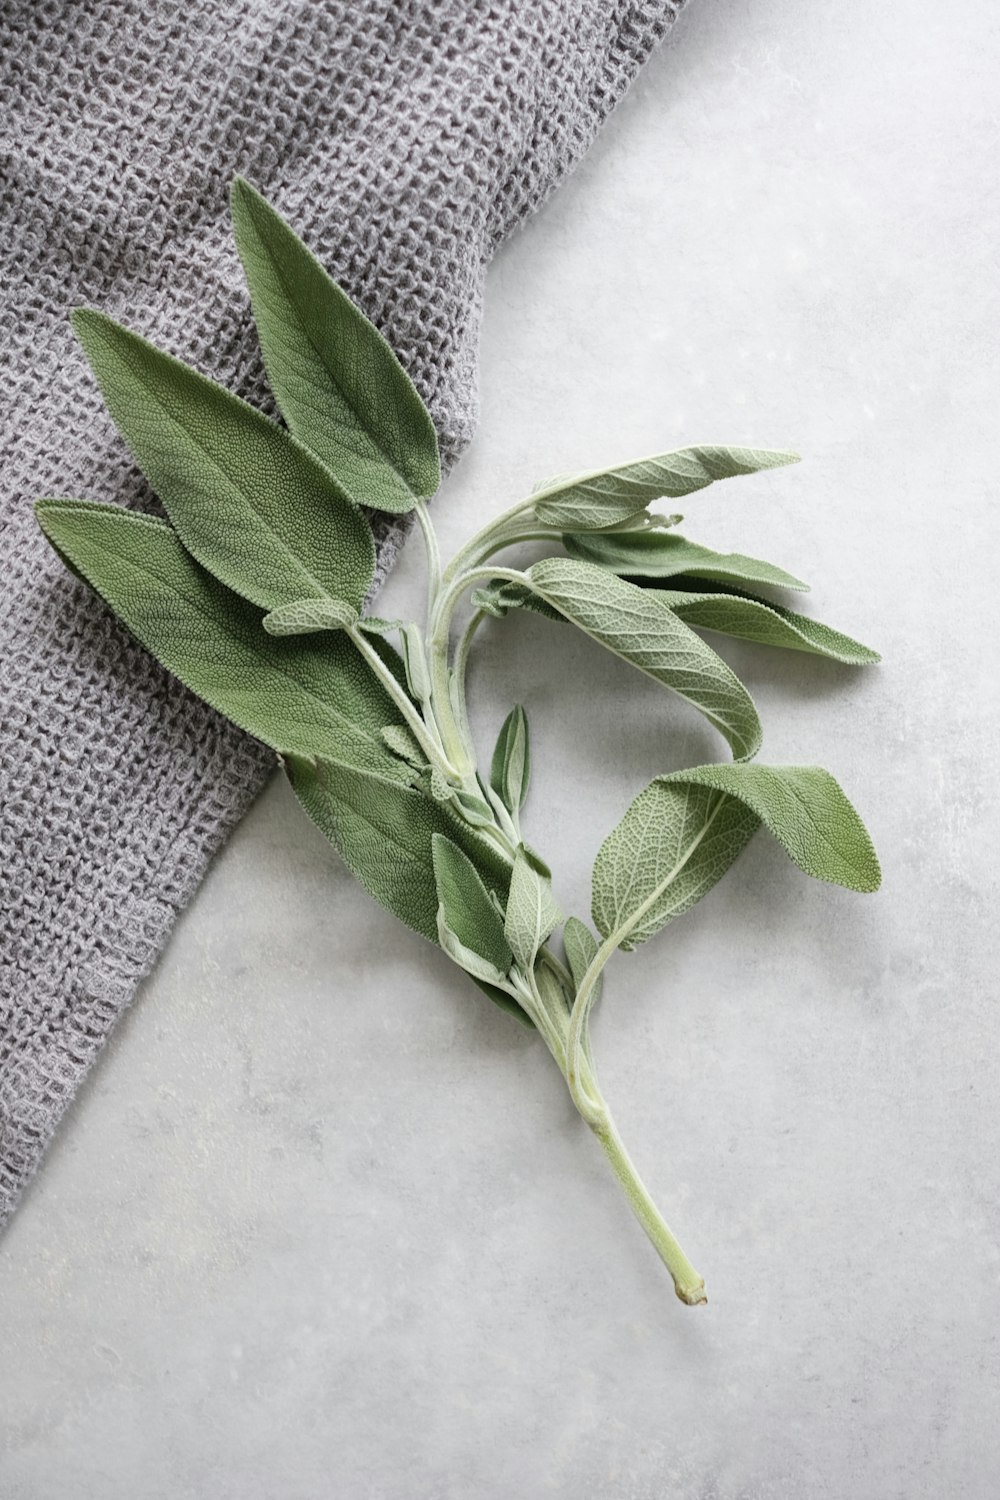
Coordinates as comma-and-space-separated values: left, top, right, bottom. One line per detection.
357, 616, 403, 636
285, 755, 510, 944
656, 764, 882, 893
71, 308, 375, 612
659, 589, 880, 666
504, 847, 562, 969
286, 755, 528, 1026
592, 783, 761, 951
263, 598, 360, 636
490, 705, 531, 814
527, 558, 762, 761
592, 762, 879, 952
532, 446, 799, 530
437, 923, 510, 987
36, 500, 402, 773
230, 177, 440, 513
562, 916, 604, 1007
563, 529, 809, 592
432, 834, 513, 978
381, 724, 427, 769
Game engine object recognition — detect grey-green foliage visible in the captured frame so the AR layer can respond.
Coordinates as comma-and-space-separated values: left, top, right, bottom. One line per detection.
263, 598, 360, 636
34, 176, 882, 1306
231, 177, 439, 513
661, 589, 880, 665
527, 557, 763, 761
563, 528, 809, 592
71, 309, 376, 612
433, 834, 513, 984
504, 846, 562, 969
532, 446, 799, 530
35, 501, 401, 775
287, 755, 510, 944
562, 917, 603, 1008
592, 780, 760, 950
490, 706, 531, 814
593, 763, 880, 952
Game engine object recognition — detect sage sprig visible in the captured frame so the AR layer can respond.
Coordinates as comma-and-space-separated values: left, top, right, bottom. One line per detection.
35, 179, 881, 1307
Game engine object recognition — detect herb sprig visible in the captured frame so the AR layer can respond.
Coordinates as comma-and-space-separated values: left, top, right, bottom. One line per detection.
36, 178, 880, 1305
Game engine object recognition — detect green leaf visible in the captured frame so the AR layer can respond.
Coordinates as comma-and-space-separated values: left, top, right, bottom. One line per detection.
490, 705, 531, 814
471, 580, 563, 623
532, 446, 799, 530
286, 755, 529, 1026
592, 781, 762, 951
230, 177, 440, 513
655, 763, 882, 893
592, 762, 880, 952
468, 977, 536, 1029
357, 615, 403, 635
563, 529, 809, 592
437, 924, 510, 987
526, 557, 762, 761
658, 589, 880, 666
381, 724, 427, 769
263, 598, 360, 636
562, 916, 604, 1007
36, 500, 402, 773
285, 755, 510, 944
432, 834, 513, 979
504, 846, 562, 969
71, 308, 375, 612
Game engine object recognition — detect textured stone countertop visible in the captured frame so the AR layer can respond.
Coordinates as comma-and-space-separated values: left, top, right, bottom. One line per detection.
3, 1, 998, 1496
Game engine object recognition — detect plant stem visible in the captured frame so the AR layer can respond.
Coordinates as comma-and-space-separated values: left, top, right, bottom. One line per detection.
412, 499, 441, 616
589, 1100, 707, 1306
426, 566, 527, 778
346, 624, 457, 779
565, 931, 619, 1118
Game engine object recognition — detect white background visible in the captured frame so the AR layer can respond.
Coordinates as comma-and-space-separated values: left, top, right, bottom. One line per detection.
3, 1, 999, 1495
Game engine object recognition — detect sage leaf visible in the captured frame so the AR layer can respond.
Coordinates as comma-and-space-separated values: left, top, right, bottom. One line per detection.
490, 705, 531, 814
381, 724, 426, 769
263, 598, 360, 636
286, 754, 510, 942
471, 580, 562, 623
36, 500, 402, 773
533, 446, 799, 530
230, 177, 440, 513
527, 558, 762, 761
357, 616, 403, 635
592, 762, 879, 952
432, 834, 513, 979
564, 529, 808, 592
654, 763, 881, 893
287, 753, 527, 1025
504, 846, 562, 969
592, 781, 761, 951
660, 590, 880, 666
72, 308, 376, 611
469, 977, 536, 1028
437, 923, 510, 987
562, 916, 604, 1008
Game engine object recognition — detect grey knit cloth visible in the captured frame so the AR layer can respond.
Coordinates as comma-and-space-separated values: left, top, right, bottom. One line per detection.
0, 0, 684, 1227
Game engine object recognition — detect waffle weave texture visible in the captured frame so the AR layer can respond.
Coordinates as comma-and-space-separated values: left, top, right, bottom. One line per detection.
0, 0, 684, 1227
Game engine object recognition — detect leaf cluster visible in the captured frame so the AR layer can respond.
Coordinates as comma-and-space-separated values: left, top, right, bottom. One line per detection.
34, 179, 882, 1303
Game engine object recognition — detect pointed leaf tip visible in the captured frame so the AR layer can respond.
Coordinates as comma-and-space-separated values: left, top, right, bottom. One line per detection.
69, 305, 376, 614
230, 176, 440, 512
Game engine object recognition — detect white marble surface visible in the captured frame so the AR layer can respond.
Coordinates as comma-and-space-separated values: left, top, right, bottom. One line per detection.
3, 1, 999, 1495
